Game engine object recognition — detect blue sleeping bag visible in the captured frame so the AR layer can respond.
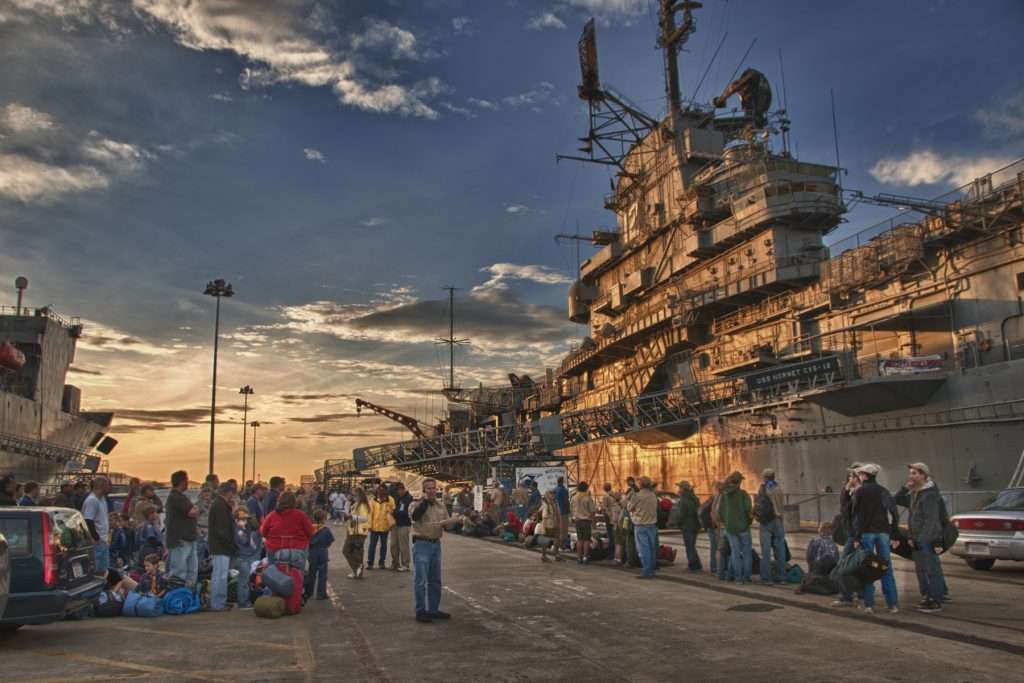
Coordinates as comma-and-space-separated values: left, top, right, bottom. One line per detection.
123, 591, 164, 617
162, 587, 201, 615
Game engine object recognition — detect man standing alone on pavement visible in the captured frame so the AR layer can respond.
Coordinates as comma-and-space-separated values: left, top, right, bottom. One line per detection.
166, 470, 200, 587
555, 476, 571, 549
627, 477, 659, 578
894, 462, 947, 613
720, 472, 754, 583
391, 483, 413, 571
410, 478, 461, 623
756, 469, 787, 583
207, 482, 237, 611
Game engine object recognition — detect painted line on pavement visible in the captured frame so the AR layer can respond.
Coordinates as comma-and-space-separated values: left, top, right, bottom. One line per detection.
107, 624, 298, 651
326, 581, 391, 682
25, 650, 238, 683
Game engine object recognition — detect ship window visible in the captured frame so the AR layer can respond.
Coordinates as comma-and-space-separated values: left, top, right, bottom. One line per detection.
1017, 272, 1024, 291
698, 352, 711, 369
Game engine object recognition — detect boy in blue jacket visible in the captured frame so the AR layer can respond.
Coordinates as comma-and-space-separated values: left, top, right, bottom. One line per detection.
304, 509, 335, 601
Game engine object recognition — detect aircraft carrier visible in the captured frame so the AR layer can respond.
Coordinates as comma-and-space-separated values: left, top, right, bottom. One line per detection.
0, 277, 115, 484
338, 2, 1024, 511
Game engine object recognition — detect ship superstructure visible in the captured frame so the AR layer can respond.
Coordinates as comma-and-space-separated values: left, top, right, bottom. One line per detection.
0, 279, 115, 483
343, 3, 1024, 511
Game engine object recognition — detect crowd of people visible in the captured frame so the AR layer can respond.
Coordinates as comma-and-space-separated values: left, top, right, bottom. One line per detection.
439, 462, 954, 616
1, 459, 954, 620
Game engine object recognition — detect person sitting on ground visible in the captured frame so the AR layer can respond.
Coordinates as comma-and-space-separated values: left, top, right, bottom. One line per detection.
806, 521, 840, 576
500, 509, 524, 540
305, 509, 335, 601
233, 508, 262, 609
570, 481, 595, 564
136, 553, 167, 598
540, 490, 563, 562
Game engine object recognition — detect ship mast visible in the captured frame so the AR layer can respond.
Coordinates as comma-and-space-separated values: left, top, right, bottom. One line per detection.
658, 1, 700, 120
437, 286, 470, 399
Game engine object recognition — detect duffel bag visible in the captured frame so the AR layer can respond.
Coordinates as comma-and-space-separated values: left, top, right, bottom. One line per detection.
254, 595, 286, 619
799, 573, 839, 595
857, 551, 888, 583
834, 548, 867, 576
263, 564, 295, 597
277, 564, 304, 616
162, 587, 201, 615
123, 591, 164, 618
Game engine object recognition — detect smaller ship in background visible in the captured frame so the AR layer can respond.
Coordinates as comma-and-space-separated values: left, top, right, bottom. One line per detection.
0, 276, 117, 485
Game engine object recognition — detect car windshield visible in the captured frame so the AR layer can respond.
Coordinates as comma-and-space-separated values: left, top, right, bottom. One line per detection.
982, 489, 1024, 511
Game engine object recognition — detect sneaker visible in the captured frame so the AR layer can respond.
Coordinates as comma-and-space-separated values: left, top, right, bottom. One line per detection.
943, 595, 953, 604
356, 566, 364, 578
862, 606, 875, 615
541, 549, 550, 563
428, 610, 451, 620
415, 612, 433, 623
397, 566, 409, 573
831, 600, 854, 608
887, 607, 899, 615
347, 572, 357, 579
918, 596, 930, 607
918, 600, 943, 614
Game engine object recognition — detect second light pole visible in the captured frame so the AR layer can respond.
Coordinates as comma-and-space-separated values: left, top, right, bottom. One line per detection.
204, 278, 234, 477
250, 420, 261, 483
239, 385, 254, 482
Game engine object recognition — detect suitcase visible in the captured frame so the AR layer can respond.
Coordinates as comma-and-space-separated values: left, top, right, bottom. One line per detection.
254, 595, 286, 619
277, 564, 304, 615
263, 564, 295, 597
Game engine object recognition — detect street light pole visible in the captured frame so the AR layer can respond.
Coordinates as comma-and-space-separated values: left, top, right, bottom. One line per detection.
204, 278, 234, 477
250, 421, 261, 483
239, 385, 254, 482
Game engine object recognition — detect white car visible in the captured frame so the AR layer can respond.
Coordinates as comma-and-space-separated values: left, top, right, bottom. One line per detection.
950, 487, 1024, 570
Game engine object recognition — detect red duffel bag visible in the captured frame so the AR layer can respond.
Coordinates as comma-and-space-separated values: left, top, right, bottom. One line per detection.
277, 564, 304, 615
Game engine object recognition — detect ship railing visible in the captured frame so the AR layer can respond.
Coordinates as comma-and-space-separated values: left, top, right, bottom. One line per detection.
0, 430, 92, 470
0, 305, 81, 330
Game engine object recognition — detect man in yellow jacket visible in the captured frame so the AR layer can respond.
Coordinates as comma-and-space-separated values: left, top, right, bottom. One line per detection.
367, 484, 395, 570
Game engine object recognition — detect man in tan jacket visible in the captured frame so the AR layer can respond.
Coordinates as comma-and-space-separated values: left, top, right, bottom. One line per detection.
570, 482, 596, 564
627, 476, 659, 578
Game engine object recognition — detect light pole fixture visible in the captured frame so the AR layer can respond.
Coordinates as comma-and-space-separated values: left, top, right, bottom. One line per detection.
239, 385, 254, 482
204, 278, 234, 477
249, 420, 261, 483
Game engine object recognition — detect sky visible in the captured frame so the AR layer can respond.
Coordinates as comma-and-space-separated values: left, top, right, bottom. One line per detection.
1, 0, 1022, 484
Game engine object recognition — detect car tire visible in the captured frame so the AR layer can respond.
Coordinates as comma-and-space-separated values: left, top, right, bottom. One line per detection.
965, 558, 996, 571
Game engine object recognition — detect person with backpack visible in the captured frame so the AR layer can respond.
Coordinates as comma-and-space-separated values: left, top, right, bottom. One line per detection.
718, 472, 753, 583
893, 462, 948, 614
233, 507, 262, 609
849, 463, 900, 615
755, 469, 787, 584
676, 481, 702, 571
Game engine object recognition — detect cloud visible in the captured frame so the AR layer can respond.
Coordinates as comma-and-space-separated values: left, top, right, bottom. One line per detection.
471, 263, 572, 297
131, 1, 442, 119
359, 216, 388, 227
79, 321, 180, 356
287, 430, 394, 439
451, 16, 473, 35
303, 147, 327, 163
563, 0, 648, 17
501, 81, 563, 109
442, 102, 476, 118
527, 12, 567, 31
468, 97, 500, 111
1, 102, 57, 133
869, 150, 1014, 188
209, 92, 233, 103
287, 412, 363, 423
0, 155, 110, 203
505, 204, 529, 215
278, 393, 354, 405
976, 92, 1024, 137
81, 131, 153, 174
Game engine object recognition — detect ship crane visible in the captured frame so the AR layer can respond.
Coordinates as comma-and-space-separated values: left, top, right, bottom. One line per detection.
846, 190, 959, 217
712, 67, 772, 128
354, 398, 434, 440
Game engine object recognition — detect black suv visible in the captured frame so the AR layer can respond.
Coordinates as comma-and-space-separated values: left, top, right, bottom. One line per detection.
0, 506, 104, 632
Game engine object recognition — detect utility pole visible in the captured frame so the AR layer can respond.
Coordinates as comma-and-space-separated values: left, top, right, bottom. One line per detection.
203, 278, 234, 477
436, 287, 470, 397
250, 421, 261, 482
239, 385, 254, 482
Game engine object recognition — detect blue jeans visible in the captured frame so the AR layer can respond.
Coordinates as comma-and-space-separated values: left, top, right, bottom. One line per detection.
759, 518, 786, 582
634, 524, 658, 577
708, 528, 718, 573
725, 530, 753, 582
860, 532, 898, 608
168, 540, 198, 586
682, 529, 702, 570
210, 554, 231, 610
94, 541, 110, 573
232, 555, 256, 607
368, 530, 389, 567
912, 542, 945, 604
413, 539, 442, 615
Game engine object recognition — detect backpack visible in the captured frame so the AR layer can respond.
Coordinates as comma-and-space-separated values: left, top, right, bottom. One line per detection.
698, 499, 714, 530
162, 587, 202, 615
93, 590, 124, 618
754, 487, 776, 524
658, 544, 676, 562
784, 564, 804, 584
939, 498, 959, 551
799, 573, 839, 595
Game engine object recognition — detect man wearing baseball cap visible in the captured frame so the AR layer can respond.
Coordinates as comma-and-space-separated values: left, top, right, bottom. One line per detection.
894, 462, 947, 613
850, 463, 900, 614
